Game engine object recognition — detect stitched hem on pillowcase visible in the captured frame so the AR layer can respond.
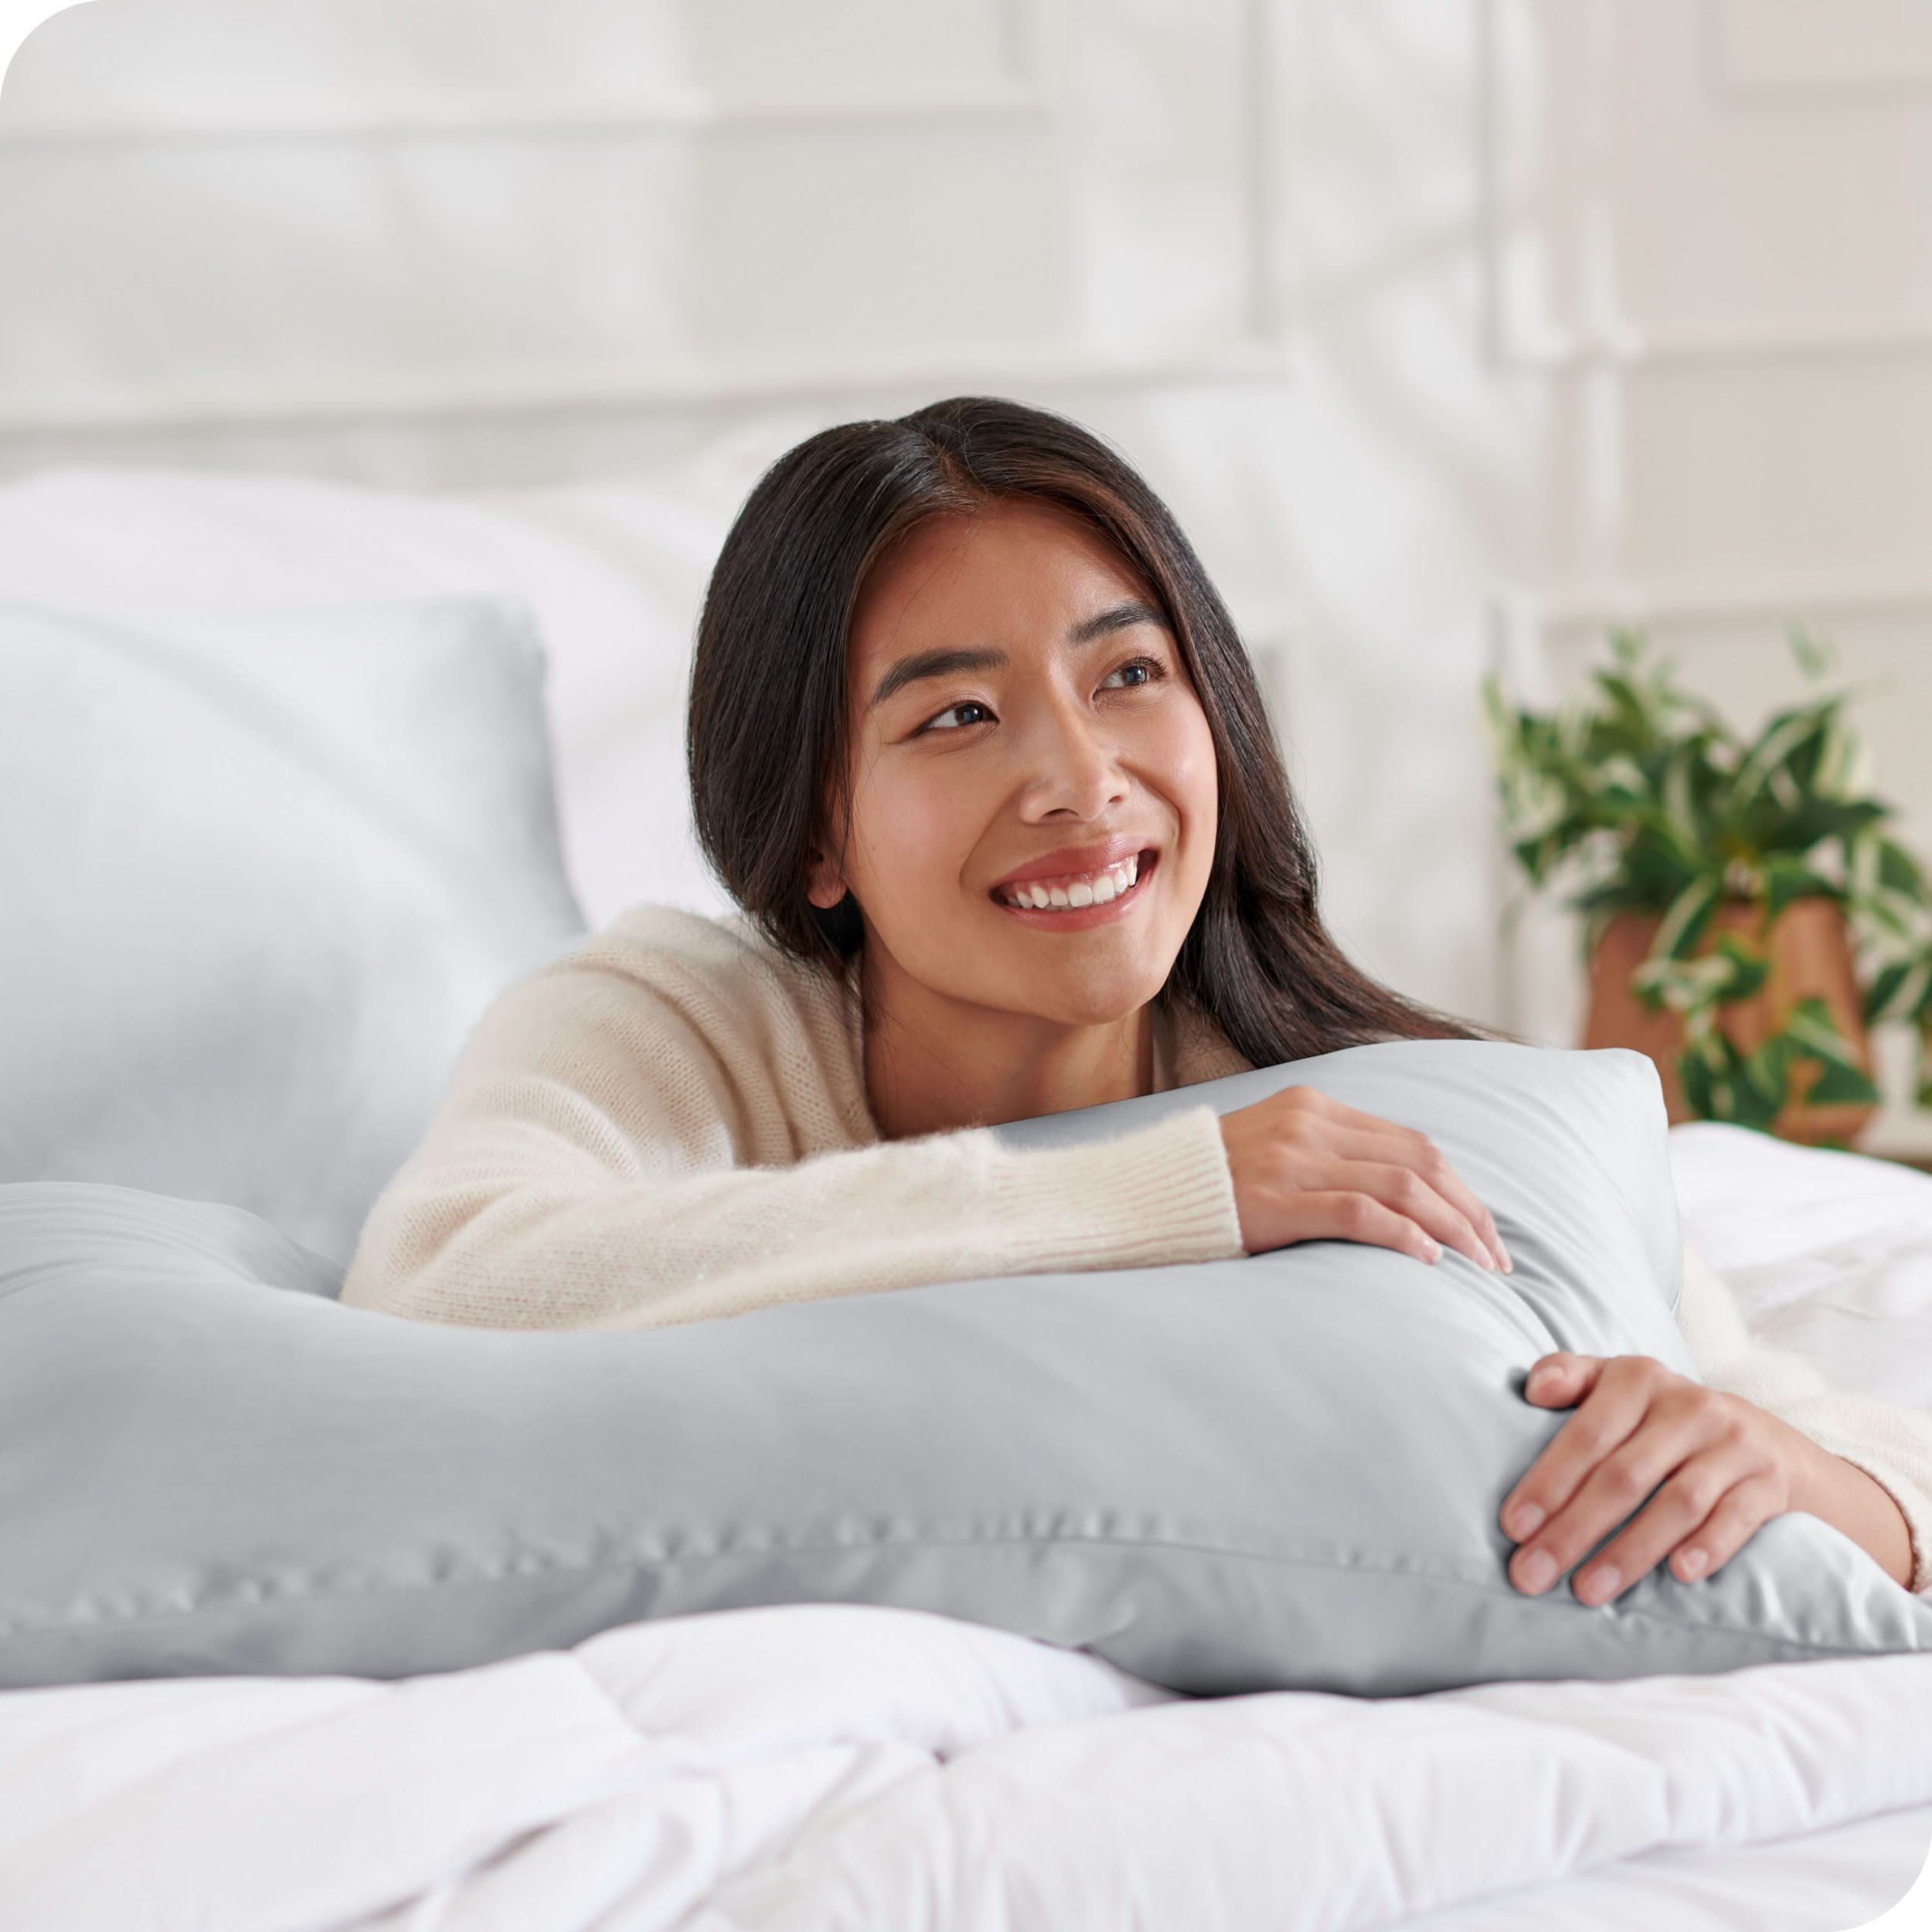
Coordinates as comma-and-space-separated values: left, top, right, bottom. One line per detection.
9, 1529, 1923, 1662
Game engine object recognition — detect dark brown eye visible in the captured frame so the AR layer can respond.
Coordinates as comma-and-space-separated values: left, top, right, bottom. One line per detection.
920, 699, 994, 733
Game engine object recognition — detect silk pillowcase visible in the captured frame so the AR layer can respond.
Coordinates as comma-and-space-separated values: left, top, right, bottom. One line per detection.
2, 1039, 1927, 1697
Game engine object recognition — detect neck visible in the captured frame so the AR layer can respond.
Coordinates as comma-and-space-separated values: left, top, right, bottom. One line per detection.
856, 947, 1157, 1140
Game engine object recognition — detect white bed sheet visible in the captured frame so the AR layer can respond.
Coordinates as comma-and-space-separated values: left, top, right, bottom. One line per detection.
5, 1120, 1931, 1931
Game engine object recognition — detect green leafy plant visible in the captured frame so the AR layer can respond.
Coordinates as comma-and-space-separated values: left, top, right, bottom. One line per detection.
1481, 629, 1932, 1136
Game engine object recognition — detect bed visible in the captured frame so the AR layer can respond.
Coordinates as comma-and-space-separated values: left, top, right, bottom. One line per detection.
2, 463, 1927, 1932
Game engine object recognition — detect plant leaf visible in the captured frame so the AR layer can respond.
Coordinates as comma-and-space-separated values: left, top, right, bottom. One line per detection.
1781, 995, 1867, 1070
1789, 628, 1835, 681
1866, 955, 1932, 1026
1710, 930, 1770, 1002
1757, 853, 1840, 920
1651, 873, 1723, 961
1879, 836, 1927, 897
1679, 1043, 1716, 1121
1805, 1059, 1882, 1106
1730, 709, 1830, 811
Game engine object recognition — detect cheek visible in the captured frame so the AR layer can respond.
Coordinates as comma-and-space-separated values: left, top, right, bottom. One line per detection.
1146, 702, 1219, 857
845, 756, 983, 907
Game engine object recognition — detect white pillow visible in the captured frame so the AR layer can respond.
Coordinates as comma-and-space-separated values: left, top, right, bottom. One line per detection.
0, 594, 586, 1264
0, 432, 826, 923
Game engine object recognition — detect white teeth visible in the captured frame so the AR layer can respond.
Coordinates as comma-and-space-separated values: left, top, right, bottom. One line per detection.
998, 853, 1145, 911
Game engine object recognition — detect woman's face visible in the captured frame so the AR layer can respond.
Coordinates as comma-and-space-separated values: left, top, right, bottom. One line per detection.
812, 498, 1219, 1030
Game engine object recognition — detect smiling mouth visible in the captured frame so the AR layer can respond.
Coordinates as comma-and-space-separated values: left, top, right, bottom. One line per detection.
989, 848, 1159, 916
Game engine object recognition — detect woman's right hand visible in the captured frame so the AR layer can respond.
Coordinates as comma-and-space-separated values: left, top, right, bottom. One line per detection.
1216, 1084, 1511, 1273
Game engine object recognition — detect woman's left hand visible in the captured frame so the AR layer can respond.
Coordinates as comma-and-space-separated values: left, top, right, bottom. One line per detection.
1500, 1352, 1816, 1605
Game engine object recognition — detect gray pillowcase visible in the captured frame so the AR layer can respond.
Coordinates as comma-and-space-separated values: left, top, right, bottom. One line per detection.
0, 596, 587, 1267
2, 1040, 1927, 1698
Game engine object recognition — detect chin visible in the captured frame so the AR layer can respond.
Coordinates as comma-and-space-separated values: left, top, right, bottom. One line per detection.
1019, 968, 1167, 1029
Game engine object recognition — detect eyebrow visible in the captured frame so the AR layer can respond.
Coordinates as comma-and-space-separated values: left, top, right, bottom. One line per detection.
864, 600, 1168, 714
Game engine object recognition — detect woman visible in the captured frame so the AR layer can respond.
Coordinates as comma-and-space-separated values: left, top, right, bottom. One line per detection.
342, 396, 1927, 1604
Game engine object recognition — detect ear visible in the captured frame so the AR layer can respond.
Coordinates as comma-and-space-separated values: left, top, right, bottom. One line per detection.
805, 850, 849, 910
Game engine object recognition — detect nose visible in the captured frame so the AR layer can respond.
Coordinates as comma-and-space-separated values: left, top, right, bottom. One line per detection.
1014, 692, 1129, 822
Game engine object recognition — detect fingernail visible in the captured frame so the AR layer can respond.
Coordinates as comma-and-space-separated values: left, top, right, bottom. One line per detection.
1507, 1502, 1544, 1540
1498, 1245, 1515, 1274
1424, 1239, 1442, 1262
1518, 1549, 1556, 1594
1578, 1565, 1620, 1604
1679, 1548, 1708, 1578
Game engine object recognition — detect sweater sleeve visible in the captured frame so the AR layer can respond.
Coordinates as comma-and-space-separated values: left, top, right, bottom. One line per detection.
338, 941, 1246, 1333
1676, 1236, 1932, 1594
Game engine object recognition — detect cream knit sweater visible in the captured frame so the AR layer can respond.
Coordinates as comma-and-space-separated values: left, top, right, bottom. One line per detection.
340, 903, 1932, 1593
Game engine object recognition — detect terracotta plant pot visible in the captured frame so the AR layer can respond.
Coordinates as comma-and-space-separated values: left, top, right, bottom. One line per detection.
1581, 896, 1878, 1146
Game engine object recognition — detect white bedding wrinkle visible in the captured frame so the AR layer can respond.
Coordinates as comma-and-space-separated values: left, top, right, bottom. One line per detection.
685, 1653, 1932, 1932
0, 1604, 1925, 1932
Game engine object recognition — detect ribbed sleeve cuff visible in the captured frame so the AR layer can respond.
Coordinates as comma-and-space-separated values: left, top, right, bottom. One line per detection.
985, 1102, 1245, 1274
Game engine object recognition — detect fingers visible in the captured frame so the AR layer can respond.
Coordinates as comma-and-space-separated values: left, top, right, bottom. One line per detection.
1239, 1087, 1511, 1273
1334, 1125, 1510, 1274
1658, 1472, 1787, 1583
1508, 1356, 1665, 1518
1304, 1155, 1499, 1274
1407, 1141, 1510, 1275
1501, 1357, 1659, 1586
1571, 1467, 1784, 1604
1519, 1353, 1589, 1410
1284, 1189, 1447, 1267
1269, 1093, 1510, 1274
1501, 1359, 1760, 1604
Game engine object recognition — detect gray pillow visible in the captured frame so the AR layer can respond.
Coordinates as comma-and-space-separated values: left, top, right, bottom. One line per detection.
0, 596, 587, 1265
2, 1041, 1927, 1698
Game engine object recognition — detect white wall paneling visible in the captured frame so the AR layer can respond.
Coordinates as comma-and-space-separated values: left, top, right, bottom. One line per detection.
0, 0, 1304, 452
1481, 0, 1932, 370
1715, 0, 1932, 99
0, 0, 1058, 139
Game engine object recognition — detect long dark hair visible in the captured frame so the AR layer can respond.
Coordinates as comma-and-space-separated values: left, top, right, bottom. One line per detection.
688, 395, 1505, 1067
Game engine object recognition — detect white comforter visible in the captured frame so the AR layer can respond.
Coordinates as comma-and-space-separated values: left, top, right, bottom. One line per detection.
5, 1123, 1932, 1932
4, 1604, 1928, 1932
